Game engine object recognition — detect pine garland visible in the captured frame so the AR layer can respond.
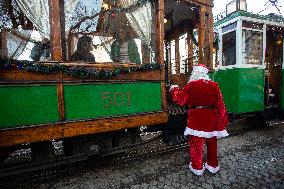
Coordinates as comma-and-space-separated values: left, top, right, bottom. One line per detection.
0, 57, 161, 79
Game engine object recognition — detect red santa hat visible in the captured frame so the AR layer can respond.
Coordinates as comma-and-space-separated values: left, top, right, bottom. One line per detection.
192, 64, 209, 75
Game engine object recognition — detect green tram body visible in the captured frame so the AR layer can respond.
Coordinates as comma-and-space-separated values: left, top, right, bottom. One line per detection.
0, 82, 162, 129
213, 11, 284, 115
0, 68, 168, 148
0, 0, 215, 153
213, 68, 265, 113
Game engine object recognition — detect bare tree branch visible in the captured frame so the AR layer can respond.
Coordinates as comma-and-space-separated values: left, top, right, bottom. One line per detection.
69, 10, 106, 34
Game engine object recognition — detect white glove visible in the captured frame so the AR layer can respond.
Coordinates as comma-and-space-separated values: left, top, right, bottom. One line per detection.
169, 85, 178, 92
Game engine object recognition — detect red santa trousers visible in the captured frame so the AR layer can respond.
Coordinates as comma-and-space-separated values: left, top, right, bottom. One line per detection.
189, 135, 219, 174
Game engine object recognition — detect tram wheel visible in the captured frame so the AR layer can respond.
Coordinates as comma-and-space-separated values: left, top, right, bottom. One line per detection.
0, 146, 15, 164
62, 138, 74, 156
31, 141, 55, 161
162, 114, 187, 145
62, 137, 89, 157
246, 112, 268, 128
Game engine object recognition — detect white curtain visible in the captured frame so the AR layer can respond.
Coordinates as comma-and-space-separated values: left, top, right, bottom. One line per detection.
7, 29, 32, 59
120, 0, 152, 47
15, 0, 50, 39
15, 0, 102, 39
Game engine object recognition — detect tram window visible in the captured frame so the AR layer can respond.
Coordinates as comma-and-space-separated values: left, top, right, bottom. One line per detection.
222, 31, 236, 66
179, 34, 188, 74
243, 30, 263, 65
221, 22, 237, 33
170, 40, 176, 75
242, 21, 263, 30
65, 0, 156, 64
0, 0, 156, 64
0, 1, 44, 61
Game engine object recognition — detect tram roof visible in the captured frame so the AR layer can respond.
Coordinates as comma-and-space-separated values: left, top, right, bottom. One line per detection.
214, 11, 284, 28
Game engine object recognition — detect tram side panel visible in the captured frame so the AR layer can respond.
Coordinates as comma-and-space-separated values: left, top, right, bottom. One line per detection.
62, 82, 164, 138
0, 85, 59, 129
213, 67, 265, 114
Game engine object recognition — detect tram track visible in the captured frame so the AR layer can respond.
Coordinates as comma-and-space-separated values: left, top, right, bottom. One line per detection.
0, 119, 281, 187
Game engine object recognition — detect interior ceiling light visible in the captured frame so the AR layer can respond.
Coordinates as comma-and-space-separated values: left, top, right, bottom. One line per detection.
276, 35, 282, 45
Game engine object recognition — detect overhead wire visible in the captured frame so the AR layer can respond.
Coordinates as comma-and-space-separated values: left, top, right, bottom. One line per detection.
258, 0, 284, 15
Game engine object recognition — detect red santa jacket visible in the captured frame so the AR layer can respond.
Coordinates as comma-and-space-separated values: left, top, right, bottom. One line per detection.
170, 79, 229, 138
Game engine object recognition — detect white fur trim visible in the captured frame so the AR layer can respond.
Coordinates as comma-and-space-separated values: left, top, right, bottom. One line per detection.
205, 162, 220, 174
189, 162, 205, 176
169, 85, 179, 92
184, 127, 229, 138
188, 73, 211, 82
193, 65, 208, 74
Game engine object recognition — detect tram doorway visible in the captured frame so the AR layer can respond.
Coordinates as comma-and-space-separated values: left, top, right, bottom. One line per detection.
265, 26, 283, 108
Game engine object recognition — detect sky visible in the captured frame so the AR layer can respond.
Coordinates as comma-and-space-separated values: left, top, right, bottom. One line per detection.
213, 0, 284, 17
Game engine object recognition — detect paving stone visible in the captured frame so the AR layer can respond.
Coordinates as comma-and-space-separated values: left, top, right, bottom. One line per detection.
6, 124, 284, 189
172, 182, 180, 188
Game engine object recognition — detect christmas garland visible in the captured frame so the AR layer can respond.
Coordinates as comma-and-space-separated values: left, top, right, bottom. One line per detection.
0, 57, 161, 79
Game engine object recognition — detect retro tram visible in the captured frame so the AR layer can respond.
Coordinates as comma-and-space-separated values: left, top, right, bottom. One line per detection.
0, 0, 214, 162
213, 0, 284, 120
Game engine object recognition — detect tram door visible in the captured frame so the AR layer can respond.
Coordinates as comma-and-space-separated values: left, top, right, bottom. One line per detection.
265, 26, 283, 108
163, 0, 201, 89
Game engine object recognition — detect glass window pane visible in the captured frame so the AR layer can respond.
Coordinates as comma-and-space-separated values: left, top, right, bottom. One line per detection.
66, 0, 156, 64
242, 21, 263, 30
0, 0, 45, 61
170, 40, 176, 75
242, 29, 263, 65
222, 31, 236, 66
222, 22, 237, 33
192, 29, 198, 65
179, 33, 188, 74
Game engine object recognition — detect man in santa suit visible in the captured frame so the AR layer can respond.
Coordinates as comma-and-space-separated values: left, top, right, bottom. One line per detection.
169, 64, 229, 176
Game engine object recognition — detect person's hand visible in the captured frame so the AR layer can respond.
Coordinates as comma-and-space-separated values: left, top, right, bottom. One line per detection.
169, 85, 178, 92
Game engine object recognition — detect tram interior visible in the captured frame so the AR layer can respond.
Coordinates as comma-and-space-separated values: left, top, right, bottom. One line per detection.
265, 26, 283, 107
164, 0, 199, 88
1, 0, 203, 79
0, 0, 158, 65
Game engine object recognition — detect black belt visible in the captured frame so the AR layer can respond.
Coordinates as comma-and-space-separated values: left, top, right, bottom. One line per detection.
190, 106, 216, 109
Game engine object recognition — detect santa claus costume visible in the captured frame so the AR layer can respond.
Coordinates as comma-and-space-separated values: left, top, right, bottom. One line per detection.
170, 64, 229, 176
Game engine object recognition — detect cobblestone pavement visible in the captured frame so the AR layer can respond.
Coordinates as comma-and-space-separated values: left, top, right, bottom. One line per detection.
10, 124, 284, 188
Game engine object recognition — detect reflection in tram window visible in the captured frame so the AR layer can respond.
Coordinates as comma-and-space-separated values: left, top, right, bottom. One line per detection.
242, 21, 263, 30
243, 30, 263, 65
179, 33, 188, 74
170, 40, 176, 74
222, 31, 236, 66
110, 31, 141, 64
221, 22, 237, 33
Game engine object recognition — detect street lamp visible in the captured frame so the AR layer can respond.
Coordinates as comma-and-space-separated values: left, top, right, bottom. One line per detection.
226, 0, 247, 16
